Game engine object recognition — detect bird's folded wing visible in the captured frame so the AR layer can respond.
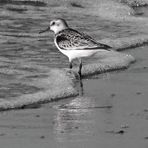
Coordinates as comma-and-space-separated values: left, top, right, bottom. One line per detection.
56, 29, 111, 51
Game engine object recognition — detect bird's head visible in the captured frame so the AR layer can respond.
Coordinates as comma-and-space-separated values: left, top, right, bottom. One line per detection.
39, 18, 69, 34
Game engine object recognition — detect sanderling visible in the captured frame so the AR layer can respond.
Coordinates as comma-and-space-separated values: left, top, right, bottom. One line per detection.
39, 18, 111, 77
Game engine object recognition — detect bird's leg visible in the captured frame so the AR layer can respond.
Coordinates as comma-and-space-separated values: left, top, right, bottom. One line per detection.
79, 78, 84, 96
69, 61, 72, 69
78, 59, 82, 78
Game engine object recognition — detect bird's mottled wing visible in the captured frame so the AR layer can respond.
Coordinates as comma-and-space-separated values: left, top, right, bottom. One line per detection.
56, 29, 111, 50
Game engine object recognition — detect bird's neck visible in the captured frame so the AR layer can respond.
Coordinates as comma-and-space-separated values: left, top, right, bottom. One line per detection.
54, 26, 69, 34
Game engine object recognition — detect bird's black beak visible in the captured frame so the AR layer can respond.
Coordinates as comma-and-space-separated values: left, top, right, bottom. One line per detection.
39, 26, 50, 34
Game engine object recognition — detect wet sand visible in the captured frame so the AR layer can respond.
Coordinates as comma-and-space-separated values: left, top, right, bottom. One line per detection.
0, 0, 148, 147
0, 46, 148, 148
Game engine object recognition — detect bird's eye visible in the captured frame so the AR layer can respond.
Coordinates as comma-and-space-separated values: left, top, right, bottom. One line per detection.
51, 22, 55, 26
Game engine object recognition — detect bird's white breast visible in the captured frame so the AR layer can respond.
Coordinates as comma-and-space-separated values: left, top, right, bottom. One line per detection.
54, 38, 108, 62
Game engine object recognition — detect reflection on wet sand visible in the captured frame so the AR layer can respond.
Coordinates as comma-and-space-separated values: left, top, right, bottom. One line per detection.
79, 79, 84, 96
53, 96, 96, 142
53, 79, 113, 142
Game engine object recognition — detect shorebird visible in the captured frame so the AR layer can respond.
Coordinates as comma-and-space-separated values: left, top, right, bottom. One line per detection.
39, 18, 111, 77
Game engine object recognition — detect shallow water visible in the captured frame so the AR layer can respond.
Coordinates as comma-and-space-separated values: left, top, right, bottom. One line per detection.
0, 45, 148, 148
0, 0, 147, 99
0, 0, 148, 147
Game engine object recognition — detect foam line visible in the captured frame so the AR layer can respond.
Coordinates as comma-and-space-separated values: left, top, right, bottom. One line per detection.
73, 51, 135, 77
100, 35, 148, 50
0, 69, 79, 110
0, 50, 135, 111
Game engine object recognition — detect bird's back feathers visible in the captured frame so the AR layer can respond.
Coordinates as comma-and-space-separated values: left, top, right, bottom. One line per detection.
55, 28, 111, 51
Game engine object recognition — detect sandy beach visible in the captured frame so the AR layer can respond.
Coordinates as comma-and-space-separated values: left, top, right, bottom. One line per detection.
0, 0, 148, 147
0, 45, 148, 148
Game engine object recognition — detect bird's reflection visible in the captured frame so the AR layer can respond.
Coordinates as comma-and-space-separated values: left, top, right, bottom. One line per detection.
79, 78, 84, 96
53, 76, 114, 142
53, 94, 95, 142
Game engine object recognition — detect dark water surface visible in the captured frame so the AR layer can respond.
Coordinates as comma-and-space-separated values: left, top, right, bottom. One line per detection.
0, 0, 146, 99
